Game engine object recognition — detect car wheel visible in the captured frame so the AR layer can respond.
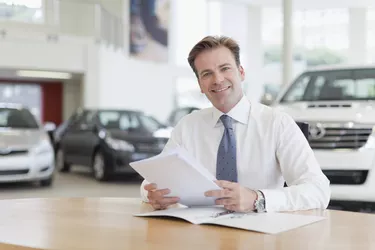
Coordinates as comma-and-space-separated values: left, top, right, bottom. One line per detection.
92, 151, 109, 182
56, 149, 70, 173
40, 175, 54, 187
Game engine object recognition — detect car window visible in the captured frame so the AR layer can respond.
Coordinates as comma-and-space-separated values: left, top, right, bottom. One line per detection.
139, 115, 162, 132
281, 69, 375, 102
72, 111, 96, 130
98, 111, 141, 130
281, 74, 311, 102
0, 108, 39, 129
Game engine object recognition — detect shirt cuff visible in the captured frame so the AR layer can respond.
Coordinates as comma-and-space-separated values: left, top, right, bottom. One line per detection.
259, 188, 287, 212
140, 180, 150, 203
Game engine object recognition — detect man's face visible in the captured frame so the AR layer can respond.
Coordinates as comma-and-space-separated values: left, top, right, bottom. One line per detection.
194, 46, 245, 112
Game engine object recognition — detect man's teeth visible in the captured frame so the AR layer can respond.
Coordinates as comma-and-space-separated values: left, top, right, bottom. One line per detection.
213, 87, 229, 92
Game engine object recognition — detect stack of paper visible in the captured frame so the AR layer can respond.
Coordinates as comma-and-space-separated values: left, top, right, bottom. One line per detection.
129, 147, 221, 207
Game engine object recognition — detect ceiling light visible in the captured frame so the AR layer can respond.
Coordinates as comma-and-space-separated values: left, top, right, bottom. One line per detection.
16, 70, 72, 79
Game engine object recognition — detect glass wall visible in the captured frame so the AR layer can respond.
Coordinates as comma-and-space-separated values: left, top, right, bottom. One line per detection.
262, 7, 349, 98
0, 0, 43, 23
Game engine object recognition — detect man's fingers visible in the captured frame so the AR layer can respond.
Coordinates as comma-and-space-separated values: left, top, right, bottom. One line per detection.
205, 188, 234, 198
144, 183, 157, 191
215, 198, 236, 206
147, 188, 170, 200
215, 180, 237, 190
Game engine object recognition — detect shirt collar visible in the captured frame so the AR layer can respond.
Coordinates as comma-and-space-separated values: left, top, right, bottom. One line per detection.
211, 95, 251, 128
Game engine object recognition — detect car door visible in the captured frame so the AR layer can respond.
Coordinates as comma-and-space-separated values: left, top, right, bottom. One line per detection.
61, 111, 97, 166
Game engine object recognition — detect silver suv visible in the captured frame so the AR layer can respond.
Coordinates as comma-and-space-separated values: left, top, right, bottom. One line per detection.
271, 65, 375, 211
0, 104, 55, 186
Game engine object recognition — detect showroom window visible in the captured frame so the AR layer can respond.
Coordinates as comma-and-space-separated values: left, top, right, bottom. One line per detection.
0, 83, 41, 121
0, 0, 43, 23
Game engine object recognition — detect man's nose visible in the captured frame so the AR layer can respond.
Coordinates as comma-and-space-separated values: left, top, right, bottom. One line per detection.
213, 72, 225, 84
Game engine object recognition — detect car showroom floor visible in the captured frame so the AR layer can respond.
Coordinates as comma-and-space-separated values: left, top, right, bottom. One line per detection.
0, 166, 143, 200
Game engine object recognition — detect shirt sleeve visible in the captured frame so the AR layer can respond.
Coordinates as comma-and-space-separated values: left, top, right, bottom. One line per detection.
260, 112, 331, 212
139, 120, 184, 202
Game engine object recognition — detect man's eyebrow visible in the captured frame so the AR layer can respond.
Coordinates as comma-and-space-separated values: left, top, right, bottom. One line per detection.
219, 63, 231, 68
199, 63, 232, 76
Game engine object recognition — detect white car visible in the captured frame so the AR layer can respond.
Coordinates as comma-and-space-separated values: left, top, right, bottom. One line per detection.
270, 65, 375, 211
0, 104, 55, 186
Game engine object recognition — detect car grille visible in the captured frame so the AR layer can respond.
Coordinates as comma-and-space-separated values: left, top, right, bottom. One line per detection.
0, 169, 29, 175
0, 149, 28, 157
323, 170, 368, 185
308, 123, 373, 150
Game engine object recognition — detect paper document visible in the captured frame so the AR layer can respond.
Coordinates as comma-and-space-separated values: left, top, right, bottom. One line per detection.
134, 207, 326, 234
129, 147, 221, 207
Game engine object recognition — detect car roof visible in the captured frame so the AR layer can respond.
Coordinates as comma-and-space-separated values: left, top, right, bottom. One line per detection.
0, 103, 26, 110
303, 64, 375, 73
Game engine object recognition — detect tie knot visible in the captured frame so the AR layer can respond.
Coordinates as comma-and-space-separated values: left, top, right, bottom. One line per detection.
220, 115, 233, 129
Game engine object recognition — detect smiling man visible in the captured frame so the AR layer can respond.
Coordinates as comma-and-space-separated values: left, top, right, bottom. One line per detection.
140, 35, 331, 213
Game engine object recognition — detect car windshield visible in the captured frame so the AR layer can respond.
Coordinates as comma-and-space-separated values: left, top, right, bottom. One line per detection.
98, 110, 142, 131
280, 69, 375, 102
0, 108, 39, 129
139, 115, 163, 132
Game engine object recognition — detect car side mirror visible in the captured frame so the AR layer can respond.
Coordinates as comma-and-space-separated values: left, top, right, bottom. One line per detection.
44, 122, 56, 131
260, 93, 275, 106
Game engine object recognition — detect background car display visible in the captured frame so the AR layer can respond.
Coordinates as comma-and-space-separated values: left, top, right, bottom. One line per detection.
56, 109, 169, 181
0, 104, 55, 186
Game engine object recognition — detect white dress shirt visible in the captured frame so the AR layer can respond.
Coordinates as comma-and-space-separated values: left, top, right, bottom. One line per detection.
140, 96, 331, 212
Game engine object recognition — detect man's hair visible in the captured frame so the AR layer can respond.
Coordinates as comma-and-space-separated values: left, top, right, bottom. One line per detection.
187, 35, 241, 78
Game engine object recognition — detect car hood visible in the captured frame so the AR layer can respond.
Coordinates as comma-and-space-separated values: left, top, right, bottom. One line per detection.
273, 101, 375, 125
0, 128, 45, 149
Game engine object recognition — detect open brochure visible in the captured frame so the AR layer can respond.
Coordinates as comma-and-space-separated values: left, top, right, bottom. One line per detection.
134, 206, 326, 234
129, 147, 221, 207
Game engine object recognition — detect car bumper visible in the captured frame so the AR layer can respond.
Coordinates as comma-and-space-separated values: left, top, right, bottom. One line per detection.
0, 152, 55, 183
314, 149, 375, 202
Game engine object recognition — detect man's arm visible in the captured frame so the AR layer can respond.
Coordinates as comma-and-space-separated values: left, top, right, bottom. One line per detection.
260, 112, 331, 212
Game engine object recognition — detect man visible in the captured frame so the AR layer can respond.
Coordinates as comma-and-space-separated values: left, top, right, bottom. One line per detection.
140, 35, 331, 212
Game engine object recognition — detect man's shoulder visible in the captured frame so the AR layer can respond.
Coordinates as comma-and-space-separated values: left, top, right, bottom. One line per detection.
251, 102, 294, 125
175, 106, 213, 127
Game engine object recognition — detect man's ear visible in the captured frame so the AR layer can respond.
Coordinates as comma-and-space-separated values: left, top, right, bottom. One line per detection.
239, 65, 245, 81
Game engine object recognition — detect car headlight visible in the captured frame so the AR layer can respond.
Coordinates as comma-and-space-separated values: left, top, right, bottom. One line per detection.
362, 126, 375, 149
105, 137, 135, 152
32, 138, 52, 155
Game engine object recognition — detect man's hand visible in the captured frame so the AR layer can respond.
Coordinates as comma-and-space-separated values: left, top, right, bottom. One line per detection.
144, 183, 180, 210
204, 180, 257, 212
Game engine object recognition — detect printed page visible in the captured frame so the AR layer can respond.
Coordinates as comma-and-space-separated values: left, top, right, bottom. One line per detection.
134, 206, 232, 224
207, 212, 326, 234
129, 148, 221, 207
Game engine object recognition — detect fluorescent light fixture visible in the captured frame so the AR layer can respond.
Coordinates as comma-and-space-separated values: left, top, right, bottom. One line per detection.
16, 70, 72, 79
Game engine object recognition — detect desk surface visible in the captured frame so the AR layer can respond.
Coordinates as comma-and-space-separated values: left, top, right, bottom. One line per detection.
0, 197, 374, 250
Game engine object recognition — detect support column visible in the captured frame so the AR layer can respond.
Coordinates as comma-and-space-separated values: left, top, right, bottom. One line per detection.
282, 0, 293, 86
348, 8, 367, 64
245, 5, 264, 102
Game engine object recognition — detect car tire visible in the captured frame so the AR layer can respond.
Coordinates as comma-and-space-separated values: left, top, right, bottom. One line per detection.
56, 148, 71, 173
92, 151, 110, 182
40, 175, 54, 187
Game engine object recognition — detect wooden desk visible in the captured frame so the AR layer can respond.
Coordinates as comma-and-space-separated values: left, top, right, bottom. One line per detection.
0, 197, 374, 250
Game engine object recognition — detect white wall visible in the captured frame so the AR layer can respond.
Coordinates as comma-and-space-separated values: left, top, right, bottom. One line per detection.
0, 38, 87, 72
96, 45, 176, 122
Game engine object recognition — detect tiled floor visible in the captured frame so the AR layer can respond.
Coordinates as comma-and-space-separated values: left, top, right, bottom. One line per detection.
0, 166, 143, 200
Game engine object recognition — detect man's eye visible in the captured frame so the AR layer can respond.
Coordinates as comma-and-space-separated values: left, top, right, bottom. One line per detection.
202, 72, 211, 77
222, 67, 230, 71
